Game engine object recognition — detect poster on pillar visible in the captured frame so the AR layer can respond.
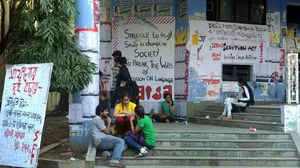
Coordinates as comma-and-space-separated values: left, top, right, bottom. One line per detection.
0, 63, 53, 168
187, 20, 270, 65
112, 17, 175, 101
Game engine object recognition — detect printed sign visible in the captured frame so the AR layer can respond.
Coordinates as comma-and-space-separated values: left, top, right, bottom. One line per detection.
112, 17, 175, 101
0, 63, 53, 167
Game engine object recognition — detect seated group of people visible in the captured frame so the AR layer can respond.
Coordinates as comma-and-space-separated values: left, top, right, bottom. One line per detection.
91, 92, 176, 168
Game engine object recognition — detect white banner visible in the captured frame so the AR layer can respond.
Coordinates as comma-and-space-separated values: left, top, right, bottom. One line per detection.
0, 63, 53, 167
112, 17, 175, 101
187, 20, 270, 64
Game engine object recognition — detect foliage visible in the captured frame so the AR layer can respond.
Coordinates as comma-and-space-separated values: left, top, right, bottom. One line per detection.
0, 0, 97, 93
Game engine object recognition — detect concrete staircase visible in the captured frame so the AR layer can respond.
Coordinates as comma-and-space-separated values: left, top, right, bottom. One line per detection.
187, 105, 282, 131
95, 131, 300, 167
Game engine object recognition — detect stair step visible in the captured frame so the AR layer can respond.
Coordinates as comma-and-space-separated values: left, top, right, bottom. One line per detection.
96, 167, 300, 168
197, 111, 281, 123
206, 106, 281, 114
156, 139, 294, 148
96, 156, 300, 167
96, 166, 299, 168
188, 117, 282, 131
116, 148, 297, 157
154, 132, 290, 140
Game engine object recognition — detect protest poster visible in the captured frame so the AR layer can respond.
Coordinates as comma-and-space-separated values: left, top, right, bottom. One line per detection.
0, 63, 53, 168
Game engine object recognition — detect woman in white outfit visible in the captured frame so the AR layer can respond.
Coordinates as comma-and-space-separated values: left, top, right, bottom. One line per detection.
218, 77, 255, 120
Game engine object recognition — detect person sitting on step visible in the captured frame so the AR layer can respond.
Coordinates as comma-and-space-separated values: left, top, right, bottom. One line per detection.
152, 93, 175, 123
91, 104, 126, 168
217, 77, 255, 120
124, 105, 156, 158
113, 92, 137, 137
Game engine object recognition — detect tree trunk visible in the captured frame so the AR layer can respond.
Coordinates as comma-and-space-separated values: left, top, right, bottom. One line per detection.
0, 0, 5, 43
53, 91, 69, 114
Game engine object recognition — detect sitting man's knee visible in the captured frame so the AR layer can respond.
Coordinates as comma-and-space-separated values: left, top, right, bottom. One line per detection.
119, 138, 125, 144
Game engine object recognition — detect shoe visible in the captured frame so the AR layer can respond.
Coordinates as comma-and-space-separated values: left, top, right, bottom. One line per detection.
135, 147, 148, 158
223, 116, 232, 120
109, 163, 126, 167
152, 119, 156, 123
217, 115, 225, 120
165, 119, 170, 123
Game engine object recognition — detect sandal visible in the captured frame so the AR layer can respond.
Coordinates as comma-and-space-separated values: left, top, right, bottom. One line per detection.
109, 163, 126, 168
223, 116, 232, 120
217, 115, 225, 120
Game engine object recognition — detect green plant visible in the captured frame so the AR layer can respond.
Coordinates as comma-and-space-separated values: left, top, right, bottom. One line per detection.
1, 0, 98, 112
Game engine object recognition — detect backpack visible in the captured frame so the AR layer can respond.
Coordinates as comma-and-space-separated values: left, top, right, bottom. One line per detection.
123, 73, 139, 104
127, 80, 139, 103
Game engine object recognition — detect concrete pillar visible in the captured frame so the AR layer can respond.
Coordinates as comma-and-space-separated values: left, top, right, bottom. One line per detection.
70, 0, 100, 152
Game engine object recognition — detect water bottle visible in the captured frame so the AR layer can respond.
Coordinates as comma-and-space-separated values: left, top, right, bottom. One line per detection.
182, 121, 188, 125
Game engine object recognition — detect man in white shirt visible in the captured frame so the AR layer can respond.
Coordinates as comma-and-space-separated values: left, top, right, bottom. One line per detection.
91, 104, 126, 168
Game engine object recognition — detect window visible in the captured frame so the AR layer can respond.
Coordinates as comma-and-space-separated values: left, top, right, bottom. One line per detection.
207, 0, 266, 25
222, 65, 252, 81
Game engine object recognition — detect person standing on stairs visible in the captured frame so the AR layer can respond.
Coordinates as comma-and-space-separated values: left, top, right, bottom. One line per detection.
217, 77, 255, 120
91, 103, 126, 168
124, 105, 156, 158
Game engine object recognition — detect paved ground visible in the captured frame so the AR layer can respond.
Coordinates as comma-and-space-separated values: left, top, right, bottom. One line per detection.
95, 166, 297, 168
153, 122, 280, 133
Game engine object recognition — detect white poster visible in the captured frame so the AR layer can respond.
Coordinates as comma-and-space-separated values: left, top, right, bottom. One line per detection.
266, 11, 281, 34
0, 63, 53, 168
222, 82, 240, 92
112, 17, 175, 101
187, 20, 270, 64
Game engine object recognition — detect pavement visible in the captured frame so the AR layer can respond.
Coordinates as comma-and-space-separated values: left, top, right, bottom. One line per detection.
153, 122, 279, 133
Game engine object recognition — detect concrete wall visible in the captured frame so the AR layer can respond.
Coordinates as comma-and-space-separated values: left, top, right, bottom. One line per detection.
186, 0, 298, 102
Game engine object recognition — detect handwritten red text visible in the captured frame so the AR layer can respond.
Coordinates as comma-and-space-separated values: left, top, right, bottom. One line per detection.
139, 85, 172, 100
9, 66, 42, 96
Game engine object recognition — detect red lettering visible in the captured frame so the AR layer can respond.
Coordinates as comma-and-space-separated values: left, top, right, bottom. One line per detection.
4, 129, 14, 138
212, 52, 221, 61
33, 130, 39, 141
27, 67, 38, 81
22, 143, 31, 153
24, 82, 41, 97
138, 85, 173, 100
145, 86, 152, 100
139, 86, 145, 100
14, 139, 20, 151
163, 85, 172, 97
12, 82, 22, 95
152, 86, 162, 100
211, 43, 224, 49
31, 144, 38, 165
8, 66, 38, 82
14, 132, 25, 139
21, 67, 27, 82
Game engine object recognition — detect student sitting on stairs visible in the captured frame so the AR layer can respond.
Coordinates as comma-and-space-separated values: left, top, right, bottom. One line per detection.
91, 104, 127, 168
151, 92, 175, 123
217, 77, 255, 120
124, 105, 156, 158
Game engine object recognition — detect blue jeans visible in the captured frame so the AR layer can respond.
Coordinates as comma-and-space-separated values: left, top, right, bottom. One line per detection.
124, 135, 155, 151
96, 135, 125, 164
